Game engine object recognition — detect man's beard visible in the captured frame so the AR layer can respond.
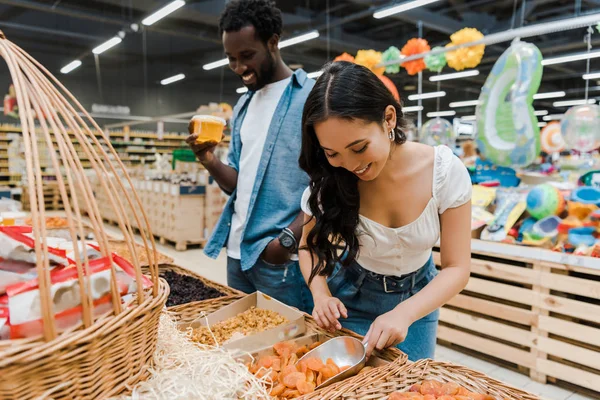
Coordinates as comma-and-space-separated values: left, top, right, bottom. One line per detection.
245, 52, 276, 91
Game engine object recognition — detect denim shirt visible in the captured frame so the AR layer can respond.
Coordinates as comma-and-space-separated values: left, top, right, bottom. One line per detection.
204, 69, 315, 271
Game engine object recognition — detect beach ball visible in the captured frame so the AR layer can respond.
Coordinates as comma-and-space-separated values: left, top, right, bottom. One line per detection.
540, 122, 565, 153
526, 184, 565, 220
420, 118, 455, 147
561, 104, 600, 153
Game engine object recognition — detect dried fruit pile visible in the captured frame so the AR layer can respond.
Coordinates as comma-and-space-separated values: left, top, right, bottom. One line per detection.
390, 379, 498, 399
247, 340, 373, 399
162, 270, 224, 306
191, 307, 288, 345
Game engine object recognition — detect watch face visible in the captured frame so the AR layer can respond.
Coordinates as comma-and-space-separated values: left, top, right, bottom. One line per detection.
281, 235, 294, 248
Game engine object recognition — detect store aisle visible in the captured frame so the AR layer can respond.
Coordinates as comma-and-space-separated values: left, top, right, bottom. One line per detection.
107, 222, 594, 400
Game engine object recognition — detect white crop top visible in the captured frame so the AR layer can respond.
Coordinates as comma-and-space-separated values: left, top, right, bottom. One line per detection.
301, 145, 472, 277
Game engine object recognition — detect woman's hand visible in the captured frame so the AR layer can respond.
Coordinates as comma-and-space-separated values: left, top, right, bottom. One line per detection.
312, 294, 348, 333
363, 309, 412, 358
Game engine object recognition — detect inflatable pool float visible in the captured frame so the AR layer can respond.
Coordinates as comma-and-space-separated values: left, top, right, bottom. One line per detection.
540, 122, 565, 154
571, 186, 600, 206
568, 226, 597, 247
476, 40, 543, 167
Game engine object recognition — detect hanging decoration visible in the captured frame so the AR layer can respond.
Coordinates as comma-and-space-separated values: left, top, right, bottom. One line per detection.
378, 75, 400, 101
540, 122, 566, 154
561, 104, 600, 153
476, 40, 543, 168
354, 50, 385, 75
400, 38, 430, 75
381, 46, 402, 74
334, 52, 355, 63
446, 28, 485, 71
424, 47, 447, 73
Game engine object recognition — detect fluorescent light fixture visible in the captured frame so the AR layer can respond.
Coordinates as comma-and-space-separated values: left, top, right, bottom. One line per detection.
402, 106, 424, 113
92, 37, 122, 55
534, 110, 549, 116
204, 31, 319, 70
203, 58, 229, 70
538, 122, 548, 127
427, 110, 456, 118
60, 60, 82, 74
542, 49, 600, 66
449, 100, 480, 108
374, 0, 441, 19
279, 30, 320, 49
408, 91, 446, 101
236, 87, 248, 94
533, 91, 566, 100
543, 114, 564, 121
430, 70, 479, 82
142, 0, 185, 26
160, 73, 185, 85
461, 115, 477, 121
583, 72, 600, 80
553, 98, 596, 107
307, 70, 323, 79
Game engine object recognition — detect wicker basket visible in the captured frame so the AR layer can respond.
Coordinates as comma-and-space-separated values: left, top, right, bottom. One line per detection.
299, 358, 541, 400
0, 31, 167, 399
142, 263, 244, 310
111, 239, 174, 266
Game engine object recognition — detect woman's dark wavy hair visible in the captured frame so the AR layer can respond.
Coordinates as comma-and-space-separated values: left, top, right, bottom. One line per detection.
299, 61, 407, 284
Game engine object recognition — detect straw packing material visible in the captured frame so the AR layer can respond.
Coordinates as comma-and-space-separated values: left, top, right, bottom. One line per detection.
115, 312, 271, 400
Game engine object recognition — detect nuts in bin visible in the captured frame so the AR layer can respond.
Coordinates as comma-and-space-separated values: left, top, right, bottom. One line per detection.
191, 307, 288, 346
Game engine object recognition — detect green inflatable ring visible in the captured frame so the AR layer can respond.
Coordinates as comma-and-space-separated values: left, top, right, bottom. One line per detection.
476, 40, 543, 167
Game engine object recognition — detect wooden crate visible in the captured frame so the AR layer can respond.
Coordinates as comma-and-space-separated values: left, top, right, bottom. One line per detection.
22, 182, 66, 211
435, 239, 600, 395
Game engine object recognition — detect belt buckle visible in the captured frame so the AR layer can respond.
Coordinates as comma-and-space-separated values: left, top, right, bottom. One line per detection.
383, 276, 394, 293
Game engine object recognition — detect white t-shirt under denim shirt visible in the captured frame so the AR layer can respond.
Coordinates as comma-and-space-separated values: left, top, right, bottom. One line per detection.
227, 77, 291, 259
301, 145, 472, 276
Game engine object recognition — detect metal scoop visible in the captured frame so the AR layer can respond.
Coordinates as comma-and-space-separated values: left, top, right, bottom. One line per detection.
296, 336, 367, 389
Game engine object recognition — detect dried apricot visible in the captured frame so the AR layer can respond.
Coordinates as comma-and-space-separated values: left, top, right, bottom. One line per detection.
297, 379, 316, 394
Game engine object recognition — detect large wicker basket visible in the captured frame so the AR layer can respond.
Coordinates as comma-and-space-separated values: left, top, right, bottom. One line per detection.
0, 32, 168, 399
299, 358, 541, 399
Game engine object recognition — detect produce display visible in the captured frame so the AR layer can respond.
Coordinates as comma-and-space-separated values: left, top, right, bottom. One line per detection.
191, 307, 288, 345
246, 340, 372, 399
162, 270, 225, 307
390, 380, 497, 399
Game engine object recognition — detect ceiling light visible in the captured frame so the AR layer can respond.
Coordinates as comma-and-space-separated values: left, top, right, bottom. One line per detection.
279, 30, 320, 49
543, 114, 564, 121
60, 60, 82, 74
542, 49, 600, 66
236, 87, 248, 94
408, 91, 446, 101
142, 0, 185, 26
427, 110, 456, 118
203, 30, 320, 70
553, 98, 596, 107
534, 110, 549, 116
533, 91, 566, 100
203, 59, 229, 71
160, 73, 185, 85
402, 106, 423, 113
583, 72, 600, 80
449, 100, 480, 108
538, 122, 548, 127
92, 37, 122, 55
430, 70, 479, 82
461, 115, 477, 121
374, 0, 442, 19
307, 71, 323, 79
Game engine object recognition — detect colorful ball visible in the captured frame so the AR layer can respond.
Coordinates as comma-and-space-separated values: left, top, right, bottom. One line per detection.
420, 118, 455, 147
526, 184, 565, 220
561, 104, 600, 153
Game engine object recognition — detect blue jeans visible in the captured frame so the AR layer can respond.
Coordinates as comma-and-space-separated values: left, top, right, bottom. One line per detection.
327, 255, 439, 361
227, 257, 314, 314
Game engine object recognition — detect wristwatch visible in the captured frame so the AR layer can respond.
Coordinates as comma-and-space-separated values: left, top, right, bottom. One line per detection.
278, 228, 298, 253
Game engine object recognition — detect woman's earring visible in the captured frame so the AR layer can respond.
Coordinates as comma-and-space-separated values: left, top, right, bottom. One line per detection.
388, 129, 395, 141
